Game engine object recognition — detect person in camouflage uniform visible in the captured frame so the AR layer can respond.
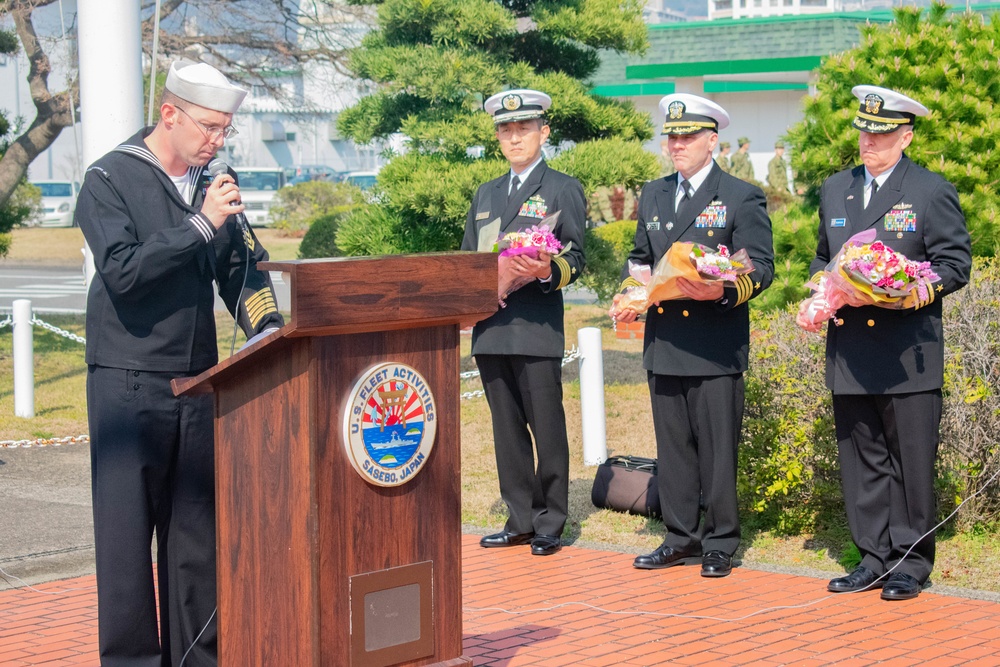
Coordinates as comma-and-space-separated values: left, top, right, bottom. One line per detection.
729, 136, 754, 182
589, 184, 636, 223
767, 140, 790, 191
716, 141, 731, 172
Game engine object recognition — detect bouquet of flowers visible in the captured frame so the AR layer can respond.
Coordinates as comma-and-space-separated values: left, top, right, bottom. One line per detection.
797, 229, 940, 330
614, 242, 755, 314
497, 216, 565, 307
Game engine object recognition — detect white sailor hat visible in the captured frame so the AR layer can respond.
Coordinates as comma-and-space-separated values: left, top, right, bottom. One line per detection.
165, 59, 248, 114
484, 89, 551, 124
851, 85, 928, 134
658, 93, 730, 135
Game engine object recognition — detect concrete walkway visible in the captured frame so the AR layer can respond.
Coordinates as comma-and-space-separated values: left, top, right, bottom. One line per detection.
4, 533, 1000, 666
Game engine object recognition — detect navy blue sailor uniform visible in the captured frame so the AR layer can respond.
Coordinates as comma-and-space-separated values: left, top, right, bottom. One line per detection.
621, 163, 774, 556
460, 160, 586, 538
812, 154, 971, 584
76, 128, 284, 666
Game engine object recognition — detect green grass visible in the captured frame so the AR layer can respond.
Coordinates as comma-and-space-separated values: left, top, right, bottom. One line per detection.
4, 237, 1000, 593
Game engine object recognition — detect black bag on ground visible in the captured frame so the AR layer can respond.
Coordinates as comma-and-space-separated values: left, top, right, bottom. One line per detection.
590, 455, 661, 518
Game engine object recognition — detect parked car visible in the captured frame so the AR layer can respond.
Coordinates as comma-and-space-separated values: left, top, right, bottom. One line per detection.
31, 180, 80, 227
284, 165, 342, 186
342, 171, 379, 191
235, 167, 286, 227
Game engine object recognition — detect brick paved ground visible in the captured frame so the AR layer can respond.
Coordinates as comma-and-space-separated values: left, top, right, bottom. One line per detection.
4, 534, 1000, 666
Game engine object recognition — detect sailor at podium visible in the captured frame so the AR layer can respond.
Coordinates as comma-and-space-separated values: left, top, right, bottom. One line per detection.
460, 88, 586, 557
76, 59, 285, 666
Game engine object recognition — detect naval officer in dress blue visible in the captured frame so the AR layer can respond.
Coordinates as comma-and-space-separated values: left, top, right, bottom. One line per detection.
799, 85, 971, 600
461, 89, 586, 556
612, 94, 774, 577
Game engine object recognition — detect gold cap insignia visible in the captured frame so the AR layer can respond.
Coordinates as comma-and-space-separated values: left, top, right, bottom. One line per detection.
502, 94, 522, 111
864, 93, 884, 115
668, 101, 685, 120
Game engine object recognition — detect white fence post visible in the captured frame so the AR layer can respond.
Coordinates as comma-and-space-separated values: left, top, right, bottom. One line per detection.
577, 327, 607, 465
13, 299, 35, 418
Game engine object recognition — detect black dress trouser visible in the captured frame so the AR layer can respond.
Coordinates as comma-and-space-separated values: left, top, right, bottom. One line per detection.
833, 390, 942, 583
88, 365, 218, 667
647, 372, 744, 556
476, 354, 570, 538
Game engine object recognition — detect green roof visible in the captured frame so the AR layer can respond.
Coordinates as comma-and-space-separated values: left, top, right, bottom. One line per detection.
591, 5, 1000, 92
592, 12, 889, 88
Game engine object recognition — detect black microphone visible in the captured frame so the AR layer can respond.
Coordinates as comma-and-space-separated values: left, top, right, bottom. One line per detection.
207, 158, 248, 231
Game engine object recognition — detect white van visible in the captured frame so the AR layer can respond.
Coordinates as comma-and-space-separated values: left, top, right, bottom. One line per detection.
235, 167, 286, 227
31, 180, 80, 227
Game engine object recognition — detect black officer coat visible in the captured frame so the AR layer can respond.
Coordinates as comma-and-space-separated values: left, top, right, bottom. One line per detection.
624, 163, 774, 376
76, 129, 285, 373
461, 160, 586, 358
811, 154, 971, 395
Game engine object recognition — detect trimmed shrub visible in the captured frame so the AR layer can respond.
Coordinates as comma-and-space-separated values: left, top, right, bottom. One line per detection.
939, 257, 1000, 530
741, 304, 841, 534
298, 212, 347, 259
578, 220, 636, 304
269, 181, 361, 236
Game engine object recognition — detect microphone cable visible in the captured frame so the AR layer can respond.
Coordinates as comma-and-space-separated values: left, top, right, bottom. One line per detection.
178, 606, 217, 667
229, 214, 251, 358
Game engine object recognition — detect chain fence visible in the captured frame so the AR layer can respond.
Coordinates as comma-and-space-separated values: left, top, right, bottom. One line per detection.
460, 345, 582, 401
0, 435, 90, 449
3, 316, 580, 440
29, 316, 86, 345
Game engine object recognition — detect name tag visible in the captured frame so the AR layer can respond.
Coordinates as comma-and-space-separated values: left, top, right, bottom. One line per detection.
884, 210, 916, 232
830, 218, 846, 228
475, 211, 490, 221
646, 221, 660, 231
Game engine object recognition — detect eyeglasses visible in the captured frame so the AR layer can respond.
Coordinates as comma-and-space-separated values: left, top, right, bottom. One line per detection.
175, 105, 239, 140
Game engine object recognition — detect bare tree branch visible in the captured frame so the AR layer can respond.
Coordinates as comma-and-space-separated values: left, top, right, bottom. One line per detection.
0, 0, 77, 206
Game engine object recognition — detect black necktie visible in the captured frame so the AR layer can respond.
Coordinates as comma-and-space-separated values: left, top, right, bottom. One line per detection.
867, 180, 879, 208
676, 180, 694, 216
509, 175, 521, 200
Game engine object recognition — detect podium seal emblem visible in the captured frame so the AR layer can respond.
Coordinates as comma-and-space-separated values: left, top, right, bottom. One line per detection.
344, 362, 437, 487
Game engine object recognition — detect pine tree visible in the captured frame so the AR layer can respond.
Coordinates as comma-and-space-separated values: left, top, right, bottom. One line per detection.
787, 2, 1000, 257
335, 0, 655, 255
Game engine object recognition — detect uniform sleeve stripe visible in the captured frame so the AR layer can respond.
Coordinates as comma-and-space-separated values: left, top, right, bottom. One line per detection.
735, 275, 753, 306
245, 288, 278, 328
620, 277, 643, 291
554, 256, 572, 290
188, 213, 215, 243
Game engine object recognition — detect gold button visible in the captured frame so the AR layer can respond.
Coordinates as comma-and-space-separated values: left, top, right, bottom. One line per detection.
867, 319, 875, 327
682, 310, 689, 317
835, 318, 844, 326
657, 306, 664, 314
707, 231, 714, 237
897, 232, 903, 239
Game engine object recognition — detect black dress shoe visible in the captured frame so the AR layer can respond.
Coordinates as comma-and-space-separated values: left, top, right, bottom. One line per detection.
480, 530, 534, 548
880, 572, 922, 601
828, 565, 883, 593
701, 550, 733, 578
530, 534, 562, 556
633, 544, 702, 570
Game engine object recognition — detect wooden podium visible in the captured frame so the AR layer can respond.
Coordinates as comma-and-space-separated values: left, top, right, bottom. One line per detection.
173, 253, 497, 667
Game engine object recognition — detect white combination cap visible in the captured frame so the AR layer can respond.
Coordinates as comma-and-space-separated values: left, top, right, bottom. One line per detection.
851, 85, 928, 134
484, 89, 551, 124
165, 59, 247, 114
658, 93, 730, 135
